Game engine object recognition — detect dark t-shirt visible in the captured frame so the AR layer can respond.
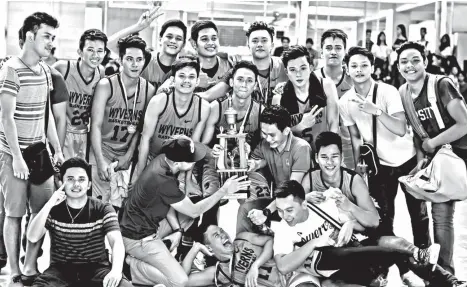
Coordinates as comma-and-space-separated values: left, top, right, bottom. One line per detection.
413, 76, 467, 150
120, 154, 186, 240
46, 197, 120, 264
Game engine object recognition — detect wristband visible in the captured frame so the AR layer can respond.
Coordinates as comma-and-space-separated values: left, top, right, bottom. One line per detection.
262, 208, 271, 219
173, 228, 184, 234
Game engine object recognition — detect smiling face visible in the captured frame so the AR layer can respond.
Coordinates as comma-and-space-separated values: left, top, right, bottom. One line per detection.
29, 24, 57, 58
173, 66, 199, 94
161, 26, 185, 56
248, 29, 273, 60
260, 123, 288, 149
286, 56, 311, 88
230, 67, 256, 100
348, 54, 373, 84
194, 27, 219, 58
204, 225, 233, 258
398, 48, 427, 82
121, 47, 145, 79
316, 144, 342, 178
276, 195, 307, 227
63, 167, 91, 199
322, 37, 345, 67
79, 39, 106, 69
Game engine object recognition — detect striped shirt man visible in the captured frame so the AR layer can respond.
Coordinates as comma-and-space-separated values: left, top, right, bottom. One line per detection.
0, 57, 49, 154
45, 197, 120, 264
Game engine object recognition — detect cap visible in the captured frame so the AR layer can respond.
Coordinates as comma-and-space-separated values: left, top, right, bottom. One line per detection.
161, 135, 207, 163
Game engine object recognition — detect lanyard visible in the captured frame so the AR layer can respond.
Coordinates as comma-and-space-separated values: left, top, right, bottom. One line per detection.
118, 73, 140, 121
257, 58, 273, 104
239, 99, 253, 133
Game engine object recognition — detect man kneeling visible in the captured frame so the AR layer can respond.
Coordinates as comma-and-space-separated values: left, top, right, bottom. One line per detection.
28, 157, 132, 287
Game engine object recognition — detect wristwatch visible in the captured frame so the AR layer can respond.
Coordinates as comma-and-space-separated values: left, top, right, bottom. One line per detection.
262, 208, 271, 219
173, 228, 184, 234
375, 109, 382, 117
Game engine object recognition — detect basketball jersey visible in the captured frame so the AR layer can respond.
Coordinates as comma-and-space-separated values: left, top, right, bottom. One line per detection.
253, 56, 288, 105
315, 67, 353, 140
217, 97, 261, 147
64, 60, 101, 132
280, 73, 328, 149
196, 56, 232, 93
216, 238, 283, 287
309, 168, 357, 204
149, 91, 203, 158
100, 73, 149, 160
141, 52, 171, 91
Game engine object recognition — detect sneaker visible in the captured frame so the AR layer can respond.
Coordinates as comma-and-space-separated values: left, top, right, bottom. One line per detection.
401, 270, 425, 287
21, 272, 40, 286
454, 281, 467, 287
417, 243, 440, 270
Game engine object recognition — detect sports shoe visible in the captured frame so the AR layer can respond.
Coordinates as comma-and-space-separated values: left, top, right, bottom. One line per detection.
416, 243, 440, 270
401, 270, 425, 287
369, 274, 388, 287
454, 281, 467, 287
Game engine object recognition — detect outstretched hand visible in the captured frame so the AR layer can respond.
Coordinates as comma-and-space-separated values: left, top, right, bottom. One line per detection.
136, 6, 164, 30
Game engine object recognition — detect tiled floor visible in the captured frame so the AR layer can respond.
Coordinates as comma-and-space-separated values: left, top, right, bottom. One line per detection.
1, 189, 466, 287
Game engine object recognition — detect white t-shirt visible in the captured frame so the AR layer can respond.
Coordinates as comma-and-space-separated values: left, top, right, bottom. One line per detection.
371, 44, 390, 61
272, 203, 340, 277
339, 81, 416, 167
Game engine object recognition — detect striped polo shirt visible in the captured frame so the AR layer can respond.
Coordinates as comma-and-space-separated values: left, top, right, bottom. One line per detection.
45, 197, 120, 264
0, 57, 49, 154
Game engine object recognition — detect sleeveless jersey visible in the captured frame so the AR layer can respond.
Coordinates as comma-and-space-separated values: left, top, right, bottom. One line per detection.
253, 56, 288, 105
309, 168, 357, 204
217, 97, 261, 147
141, 52, 171, 91
216, 238, 283, 287
101, 73, 149, 160
149, 92, 203, 158
315, 66, 353, 99
280, 73, 328, 150
65, 60, 101, 132
196, 56, 232, 93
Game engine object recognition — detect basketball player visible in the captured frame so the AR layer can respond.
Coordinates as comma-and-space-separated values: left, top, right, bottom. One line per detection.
90, 35, 155, 208
201, 21, 288, 105
188, 20, 234, 93
135, 57, 211, 179
107, 6, 183, 91
272, 45, 339, 152
313, 29, 355, 169
53, 29, 107, 159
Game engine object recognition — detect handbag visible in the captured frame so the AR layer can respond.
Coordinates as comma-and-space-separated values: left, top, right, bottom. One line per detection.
21, 62, 59, 184
398, 75, 467, 202
358, 83, 380, 177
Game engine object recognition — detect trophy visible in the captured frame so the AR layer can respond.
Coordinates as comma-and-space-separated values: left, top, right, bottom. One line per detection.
217, 96, 249, 199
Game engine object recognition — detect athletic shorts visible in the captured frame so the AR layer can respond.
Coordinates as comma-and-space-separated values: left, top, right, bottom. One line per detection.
286, 272, 321, 287
63, 130, 88, 160
0, 152, 54, 217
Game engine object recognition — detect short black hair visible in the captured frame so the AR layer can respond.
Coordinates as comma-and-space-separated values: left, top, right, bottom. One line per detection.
117, 35, 147, 59
246, 21, 275, 41
366, 29, 372, 34
306, 38, 313, 45
281, 37, 290, 43
321, 29, 348, 48
171, 56, 201, 76
275, 180, 305, 202
420, 27, 427, 33
315, 131, 342, 154
60, 157, 92, 180
281, 45, 311, 68
191, 20, 218, 41
260, 105, 291, 131
231, 60, 259, 81
160, 19, 188, 43
21, 12, 59, 40
344, 46, 374, 66
79, 29, 108, 51
396, 41, 426, 63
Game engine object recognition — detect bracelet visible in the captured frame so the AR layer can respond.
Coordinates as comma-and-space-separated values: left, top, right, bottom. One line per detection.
173, 228, 184, 234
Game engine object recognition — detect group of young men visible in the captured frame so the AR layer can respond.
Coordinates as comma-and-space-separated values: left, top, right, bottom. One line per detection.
1, 5, 467, 287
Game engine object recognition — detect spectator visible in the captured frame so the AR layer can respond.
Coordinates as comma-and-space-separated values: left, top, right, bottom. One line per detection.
440, 34, 453, 58
306, 37, 320, 69
358, 29, 374, 51
427, 54, 446, 75
391, 24, 408, 88
273, 36, 290, 57
458, 70, 467, 99
43, 47, 58, 66
448, 65, 460, 89
417, 27, 430, 53
371, 32, 391, 69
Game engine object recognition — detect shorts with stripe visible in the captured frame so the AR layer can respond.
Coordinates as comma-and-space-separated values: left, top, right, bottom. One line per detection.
63, 130, 88, 160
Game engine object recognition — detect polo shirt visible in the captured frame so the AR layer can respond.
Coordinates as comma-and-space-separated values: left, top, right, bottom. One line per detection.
251, 132, 311, 186
120, 154, 186, 240
339, 80, 416, 167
